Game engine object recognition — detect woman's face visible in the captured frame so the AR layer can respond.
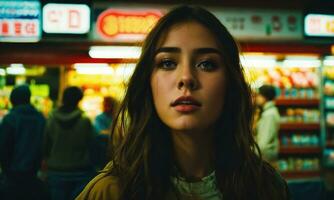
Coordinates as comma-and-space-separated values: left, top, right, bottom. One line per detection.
150, 21, 226, 133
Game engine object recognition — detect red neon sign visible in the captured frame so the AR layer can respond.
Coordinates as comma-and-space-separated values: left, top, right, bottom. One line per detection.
97, 9, 163, 40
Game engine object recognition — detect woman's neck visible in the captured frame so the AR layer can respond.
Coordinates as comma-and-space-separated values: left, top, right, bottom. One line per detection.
171, 129, 215, 181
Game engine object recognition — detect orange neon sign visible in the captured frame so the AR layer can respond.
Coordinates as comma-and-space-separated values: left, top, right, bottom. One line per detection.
97, 9, 163, 40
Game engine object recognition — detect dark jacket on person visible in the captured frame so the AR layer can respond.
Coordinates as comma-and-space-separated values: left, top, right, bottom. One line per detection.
0, 104, 46, 176
43, 107, 95, 171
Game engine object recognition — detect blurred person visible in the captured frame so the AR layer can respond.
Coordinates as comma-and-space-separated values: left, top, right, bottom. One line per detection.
43, 86, 96, 200
77, 5, 290, 200
0, 84, 49, 200
251, 89, 261, 134
255, 84, 281, 163
94, 96, 114, 135
92, 96, 115, 170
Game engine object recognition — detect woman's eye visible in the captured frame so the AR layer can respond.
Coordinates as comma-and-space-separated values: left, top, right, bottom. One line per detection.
157, 59, 177, 70
196, 60, 217, 71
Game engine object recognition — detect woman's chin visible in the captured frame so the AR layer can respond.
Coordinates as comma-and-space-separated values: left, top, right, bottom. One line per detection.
168, 121, 209, 133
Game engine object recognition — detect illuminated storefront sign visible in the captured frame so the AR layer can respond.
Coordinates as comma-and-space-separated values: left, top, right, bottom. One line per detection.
43, 3, 90, 34
0, 0, 41, 42
212, 9, 303, 41
304, 14, 334, 37
96, 9, 163, 41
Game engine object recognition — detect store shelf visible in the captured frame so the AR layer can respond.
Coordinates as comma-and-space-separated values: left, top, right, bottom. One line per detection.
275, 98, 320, 106
280, 170, 321, 179
280, 146, 322, 154
280, 123, 320, 131
326, 141, 334, 148
324, 106, 334, 111
326, 124, 334, 128
324, 94, 334, 98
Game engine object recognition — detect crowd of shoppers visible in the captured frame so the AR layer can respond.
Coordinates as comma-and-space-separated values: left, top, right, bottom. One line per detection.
0, 85, 114, 200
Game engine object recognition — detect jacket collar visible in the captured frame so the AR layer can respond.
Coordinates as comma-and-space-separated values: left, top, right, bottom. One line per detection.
263, 101, 275, 111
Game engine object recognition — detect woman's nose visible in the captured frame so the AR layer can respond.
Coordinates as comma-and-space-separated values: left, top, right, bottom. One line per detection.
177, 64, 198, 91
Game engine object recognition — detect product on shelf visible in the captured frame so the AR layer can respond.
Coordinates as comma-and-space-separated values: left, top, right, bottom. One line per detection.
245, 66, 319, 90
278, 157, 320, 172
324, 80, 334, 96
325, 97, 334, 109
280, 134, 319, 147
323, 65, 334, 169
324, 66, 334, 80
245, 55, 322, 178
277, 88, 318, 99
280, 108, 320, 123
323, 149, 334, 168
326, 112, 334, 126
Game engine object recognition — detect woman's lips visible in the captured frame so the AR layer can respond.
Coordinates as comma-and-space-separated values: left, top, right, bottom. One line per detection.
171, 96, 201, 112
174, 104, 200, 112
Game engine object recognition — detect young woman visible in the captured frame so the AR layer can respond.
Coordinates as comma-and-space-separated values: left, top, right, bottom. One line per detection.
76, 5, 290, 200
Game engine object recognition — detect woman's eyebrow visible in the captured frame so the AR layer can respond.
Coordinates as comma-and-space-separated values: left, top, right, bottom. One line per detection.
193, 48, 222, 56
155, 47, 181, 55
154, 47, 222, 56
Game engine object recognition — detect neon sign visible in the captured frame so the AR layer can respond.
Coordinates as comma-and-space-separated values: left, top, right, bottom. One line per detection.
0, 1, 41, 42
97, 9, 162, 41
305, 14, 334, 37
43, 3, 90, 34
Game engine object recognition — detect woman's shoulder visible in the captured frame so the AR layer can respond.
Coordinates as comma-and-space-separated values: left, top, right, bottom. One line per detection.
76, 168, 120, 200
260, 162, 291, 199
261, 162, 284, 182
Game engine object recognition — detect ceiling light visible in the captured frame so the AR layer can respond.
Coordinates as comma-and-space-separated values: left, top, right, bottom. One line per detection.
6, 63, 26, 75
89, 46, 142, 59
283, 58, 321, 68
73, 63, 114, 75
240, 55, 277, 68
73, 63, 109, 68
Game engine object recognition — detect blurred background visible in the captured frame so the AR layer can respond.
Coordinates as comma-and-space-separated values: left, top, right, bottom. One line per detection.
0, 0, 334, 199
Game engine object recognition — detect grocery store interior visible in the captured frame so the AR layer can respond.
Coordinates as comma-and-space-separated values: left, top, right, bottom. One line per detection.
0, 0, 334, 199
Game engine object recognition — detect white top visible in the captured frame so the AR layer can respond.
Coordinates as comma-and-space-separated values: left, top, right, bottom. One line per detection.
171, 171, 223, 200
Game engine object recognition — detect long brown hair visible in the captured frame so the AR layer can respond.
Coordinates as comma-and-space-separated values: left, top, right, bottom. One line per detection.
109, 5, 288, 200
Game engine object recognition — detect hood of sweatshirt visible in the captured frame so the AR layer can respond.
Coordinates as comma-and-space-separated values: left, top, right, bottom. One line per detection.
8, 104, 44, 129
11, 104, 41, 117
52, 108, 83, 129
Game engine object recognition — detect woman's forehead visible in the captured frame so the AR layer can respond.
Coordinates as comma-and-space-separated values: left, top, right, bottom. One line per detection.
154, 21, 221, 52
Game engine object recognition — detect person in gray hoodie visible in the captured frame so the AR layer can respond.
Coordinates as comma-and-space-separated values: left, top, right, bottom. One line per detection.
0, 84, 49, 200
43, 86, 96, 200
